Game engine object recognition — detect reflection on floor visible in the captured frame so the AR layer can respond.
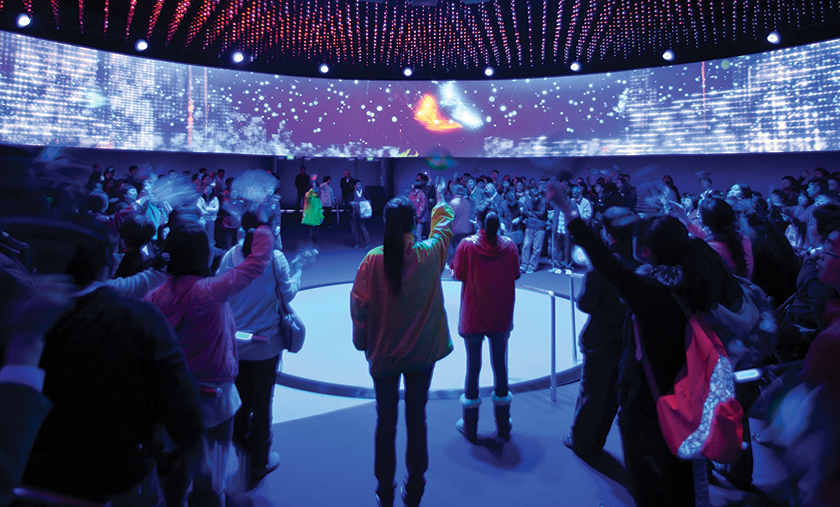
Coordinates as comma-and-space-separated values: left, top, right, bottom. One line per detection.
232, 384, 788, 507
282, 281, 587, 394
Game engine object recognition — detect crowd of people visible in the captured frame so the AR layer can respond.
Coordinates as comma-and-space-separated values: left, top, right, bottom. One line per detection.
1, 157, 839, 507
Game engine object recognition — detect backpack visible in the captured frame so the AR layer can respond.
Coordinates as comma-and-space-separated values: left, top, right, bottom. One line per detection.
707, 276, 778, 370
636, 295, 745, 463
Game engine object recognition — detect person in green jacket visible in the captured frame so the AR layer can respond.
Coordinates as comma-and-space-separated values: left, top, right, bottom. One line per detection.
301, 180, 323, 246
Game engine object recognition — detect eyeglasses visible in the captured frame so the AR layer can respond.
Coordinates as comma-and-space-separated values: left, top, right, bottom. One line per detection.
811, 246, 840, 260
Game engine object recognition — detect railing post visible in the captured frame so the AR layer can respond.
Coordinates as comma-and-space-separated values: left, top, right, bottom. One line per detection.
549, 290, 556, 402
569, 275, 578, 363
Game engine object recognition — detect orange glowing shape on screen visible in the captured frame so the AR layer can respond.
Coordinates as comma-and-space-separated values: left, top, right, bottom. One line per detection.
414, 94, 462, 132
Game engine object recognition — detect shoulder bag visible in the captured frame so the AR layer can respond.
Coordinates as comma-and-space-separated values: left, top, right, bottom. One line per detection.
273, 255, 305, 353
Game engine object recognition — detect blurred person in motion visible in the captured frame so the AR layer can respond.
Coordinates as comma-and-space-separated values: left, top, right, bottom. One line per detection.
218, 214, 304, 490
450, 202, 520, 442
564, 207, 639, 460
351, 178, 453, 507
147, 216, 273, 506
0, 252, 75, 506
764, 203, 840, 507
12, 215, 206, 507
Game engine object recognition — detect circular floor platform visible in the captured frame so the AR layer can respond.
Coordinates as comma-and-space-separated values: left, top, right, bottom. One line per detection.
278, 280, 587, 399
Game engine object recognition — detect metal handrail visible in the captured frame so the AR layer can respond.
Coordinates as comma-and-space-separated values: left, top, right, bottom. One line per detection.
516, 273, 585, 402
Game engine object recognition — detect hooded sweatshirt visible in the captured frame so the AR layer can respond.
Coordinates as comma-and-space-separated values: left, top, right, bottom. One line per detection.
450, 229, 521, 335
146, 226, 273, 383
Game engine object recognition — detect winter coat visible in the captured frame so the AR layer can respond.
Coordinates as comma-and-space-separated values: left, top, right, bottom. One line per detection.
450, 229, 520, 335
351, 203, 454, 377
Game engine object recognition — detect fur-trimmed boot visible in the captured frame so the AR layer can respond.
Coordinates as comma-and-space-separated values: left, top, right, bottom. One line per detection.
456, 394, 481, 442
492, 392, 513, 441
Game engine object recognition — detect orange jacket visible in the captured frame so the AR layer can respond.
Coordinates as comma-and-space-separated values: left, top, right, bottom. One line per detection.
351, 203, 454, 377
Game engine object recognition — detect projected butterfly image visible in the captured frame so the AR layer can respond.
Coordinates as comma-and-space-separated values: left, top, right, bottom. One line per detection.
413, 83, 484, 133
414, 94, 462, 132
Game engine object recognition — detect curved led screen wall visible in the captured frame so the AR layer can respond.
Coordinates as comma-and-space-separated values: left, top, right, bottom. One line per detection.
2, 30, 840, 158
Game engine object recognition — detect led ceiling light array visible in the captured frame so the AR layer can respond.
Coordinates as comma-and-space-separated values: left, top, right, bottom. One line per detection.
2, 0, 839, 78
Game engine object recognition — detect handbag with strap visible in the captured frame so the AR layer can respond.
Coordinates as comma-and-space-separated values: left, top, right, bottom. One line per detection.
635, 294, 744, 463
272, 255, 305, 353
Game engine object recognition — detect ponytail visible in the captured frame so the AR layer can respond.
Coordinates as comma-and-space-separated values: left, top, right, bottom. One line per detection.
383, 196, 415, 295
477, 202, 499, 246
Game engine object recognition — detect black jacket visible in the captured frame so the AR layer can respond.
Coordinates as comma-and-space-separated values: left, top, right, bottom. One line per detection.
569, 218, 689, 417
24, 287, 204, 501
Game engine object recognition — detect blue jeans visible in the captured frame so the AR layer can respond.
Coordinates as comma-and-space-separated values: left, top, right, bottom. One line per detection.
521, 228, 545, 271
461, 333, 509, 400
372, 365, 434, 499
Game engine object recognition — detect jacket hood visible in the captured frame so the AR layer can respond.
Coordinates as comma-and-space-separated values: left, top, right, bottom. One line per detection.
636, 263, 683, 288
470, 230, 511, 259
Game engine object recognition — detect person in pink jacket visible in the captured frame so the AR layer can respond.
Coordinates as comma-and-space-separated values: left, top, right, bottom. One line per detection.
147, 220, 272, 506
351, 183, 453, 507
450, 202, 520, 442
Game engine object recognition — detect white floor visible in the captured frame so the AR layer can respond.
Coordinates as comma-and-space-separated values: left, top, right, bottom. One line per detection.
282, 280, 588, 392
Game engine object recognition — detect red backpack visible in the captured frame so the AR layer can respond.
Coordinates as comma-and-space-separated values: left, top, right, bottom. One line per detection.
635, 296, 745, 463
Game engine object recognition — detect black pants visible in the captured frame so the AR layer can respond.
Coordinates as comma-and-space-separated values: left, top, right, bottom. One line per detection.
373, 365, 434, 499
233, 354, 281, 468
570, 338, 621, 455
619, 407, 695, 506
462, 332, 509, 400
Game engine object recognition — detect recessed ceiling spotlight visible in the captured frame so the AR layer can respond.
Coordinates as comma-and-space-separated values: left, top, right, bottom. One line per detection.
570, 61, 581, 72
16, 13, 31, 28
135, 39, 148, 52
319, 63, 329, 74
767, 31, 781, 45
403, 67, 413, 77
662, 49, 675, 62
484, 66, 494, 77
232, 51, 245, 64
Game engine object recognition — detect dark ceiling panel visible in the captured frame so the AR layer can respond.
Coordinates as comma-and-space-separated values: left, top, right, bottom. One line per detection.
2, 0, 840, 79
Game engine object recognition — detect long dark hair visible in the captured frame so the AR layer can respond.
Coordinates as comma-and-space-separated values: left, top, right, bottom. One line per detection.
383, 196, 415, 295
477, 202, 500, 247
164, 222, 212, 277
700, 197, 748, 278
635, 215, 742, 313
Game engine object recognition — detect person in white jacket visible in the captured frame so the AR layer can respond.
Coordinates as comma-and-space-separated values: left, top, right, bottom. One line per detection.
217, 222, 303, 489
197, 184, 220, 244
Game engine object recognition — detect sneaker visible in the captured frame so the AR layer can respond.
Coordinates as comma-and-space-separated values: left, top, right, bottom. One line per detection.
354, 244, 360, 250
563, 434, 598, 461
525, 269, 534, 274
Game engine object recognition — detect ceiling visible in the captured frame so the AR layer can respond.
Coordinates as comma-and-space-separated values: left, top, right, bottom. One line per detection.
2, 0, 840, 80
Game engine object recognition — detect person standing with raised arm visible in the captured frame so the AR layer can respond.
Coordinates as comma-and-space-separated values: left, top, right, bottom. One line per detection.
351, 178, 453, 507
